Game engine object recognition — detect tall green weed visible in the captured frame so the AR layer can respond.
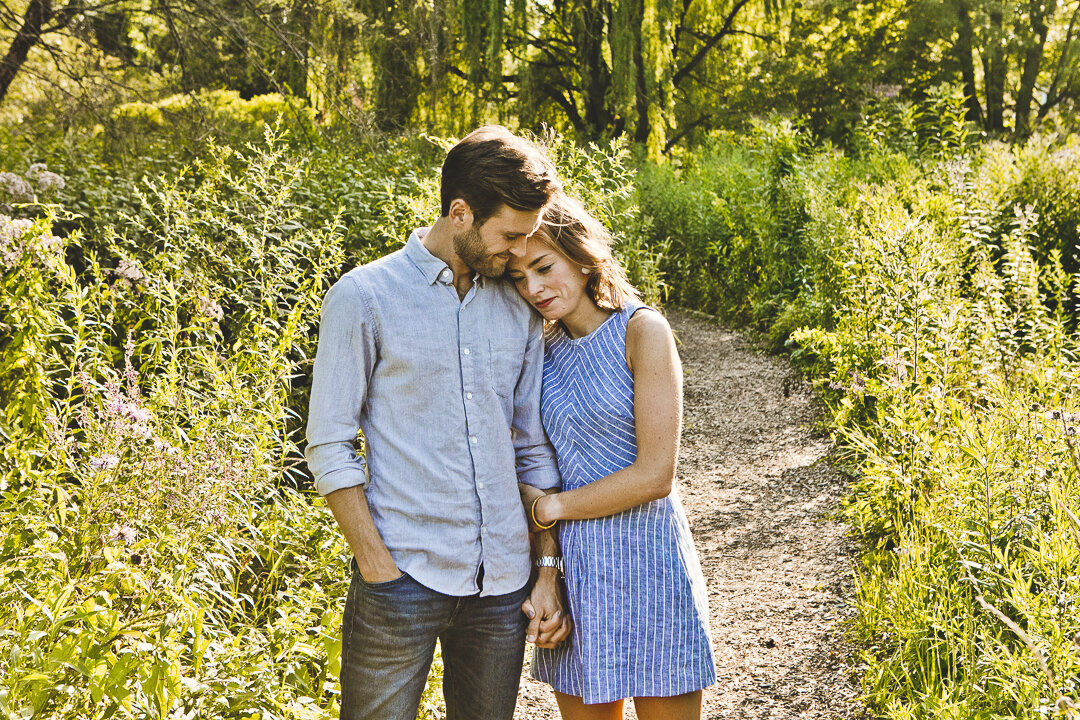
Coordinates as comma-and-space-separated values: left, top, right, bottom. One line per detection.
649, 110, 1080, 716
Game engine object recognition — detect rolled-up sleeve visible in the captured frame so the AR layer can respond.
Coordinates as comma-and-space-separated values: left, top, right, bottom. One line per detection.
305, 276, 377, 496
513, 314, 560, 490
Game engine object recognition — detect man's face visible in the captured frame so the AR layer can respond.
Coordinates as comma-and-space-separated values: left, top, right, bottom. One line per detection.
454, 204, 544, 278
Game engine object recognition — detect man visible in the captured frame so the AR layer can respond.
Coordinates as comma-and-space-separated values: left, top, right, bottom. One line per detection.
305, 126, 570, 720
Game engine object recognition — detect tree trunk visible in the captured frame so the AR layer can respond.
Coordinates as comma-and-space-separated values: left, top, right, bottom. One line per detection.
984, 2, 1007, 132
1014, 0, 1054, 137
956, 0, 985, 126
632, 1, 650, 145
578, 0, 612, 139
0, 0, 70, 105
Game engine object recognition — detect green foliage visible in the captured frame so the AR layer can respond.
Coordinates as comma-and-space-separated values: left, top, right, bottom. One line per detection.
0, 133, 358, 718
0, 121, 645, 719
647, 113, 1080, 715
105, 91, 316, 160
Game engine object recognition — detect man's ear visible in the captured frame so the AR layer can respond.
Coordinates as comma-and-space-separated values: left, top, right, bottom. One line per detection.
448, 198, 474, 230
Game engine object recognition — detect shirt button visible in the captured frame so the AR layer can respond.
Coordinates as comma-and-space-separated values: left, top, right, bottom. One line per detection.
466, 392, 473, 400
439, 269, 451, 282
463, 347, 471, 355
478, 482, 485, 489
470, 436, 478, 444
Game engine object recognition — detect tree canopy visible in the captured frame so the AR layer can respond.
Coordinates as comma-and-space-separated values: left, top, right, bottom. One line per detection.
2, 0, 1078, 147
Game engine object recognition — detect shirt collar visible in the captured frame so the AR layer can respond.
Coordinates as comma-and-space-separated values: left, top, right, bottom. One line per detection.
405, 228, 486, 287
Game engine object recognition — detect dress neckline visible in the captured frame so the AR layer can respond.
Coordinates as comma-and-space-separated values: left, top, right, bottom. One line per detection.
559, 305, 628, 347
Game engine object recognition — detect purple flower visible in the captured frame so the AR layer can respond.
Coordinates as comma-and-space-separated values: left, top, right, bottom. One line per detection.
108, 525, 137, 545
196, 295, 224, 322
0, 172, 32, 201
113, 258, 145, 286
26, 164, 64, 193
850, 371, 867, 393
90, 454, 120, 470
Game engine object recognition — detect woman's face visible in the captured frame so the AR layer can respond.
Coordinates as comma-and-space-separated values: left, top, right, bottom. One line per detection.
506, 237, 590, 323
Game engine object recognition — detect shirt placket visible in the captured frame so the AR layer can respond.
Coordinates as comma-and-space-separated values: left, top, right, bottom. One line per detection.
457, 282, 492, 591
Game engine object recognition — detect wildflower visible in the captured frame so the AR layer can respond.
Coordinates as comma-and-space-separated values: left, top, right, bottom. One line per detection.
1068, 426, 1078, 437
850, 371, 867, 393
108, 525, 137, 545
113, 258, 145, 287
25, 164, 64, 193
828, 380, 846, 392
1046, 410, 1062, 421
90, 454, 120, 470
0, 215, 34, 268
0, 172, 32, 201
128, 406, 151, 424
196, 295, 224, 322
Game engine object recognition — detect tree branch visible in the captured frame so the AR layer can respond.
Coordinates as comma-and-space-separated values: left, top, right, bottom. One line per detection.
673, 0, 754, 87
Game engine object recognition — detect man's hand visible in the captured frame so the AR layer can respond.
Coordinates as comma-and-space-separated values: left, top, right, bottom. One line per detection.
521, 572, 572, 648
326, 486, 401, 583
358, 555, 402, 584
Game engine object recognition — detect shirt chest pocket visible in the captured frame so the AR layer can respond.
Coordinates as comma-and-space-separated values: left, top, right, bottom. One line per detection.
488, 338, 526, 399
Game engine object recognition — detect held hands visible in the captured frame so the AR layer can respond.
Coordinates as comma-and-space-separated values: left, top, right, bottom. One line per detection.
522, 572, 572, 649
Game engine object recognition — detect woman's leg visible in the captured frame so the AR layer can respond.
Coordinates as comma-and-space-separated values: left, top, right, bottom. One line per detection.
554, 691, 624, 720
633, 690, 703, 720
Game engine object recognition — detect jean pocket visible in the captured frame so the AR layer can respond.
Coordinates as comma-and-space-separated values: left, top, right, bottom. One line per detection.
357, 571, 410, 590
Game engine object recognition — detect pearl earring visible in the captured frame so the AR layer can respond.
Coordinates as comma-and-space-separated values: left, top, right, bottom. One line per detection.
581, 267, 591, 275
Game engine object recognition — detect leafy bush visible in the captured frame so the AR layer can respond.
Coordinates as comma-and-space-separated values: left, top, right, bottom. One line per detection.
648, 115, 1080, 716
0, 120, 647, 719
0, 134, 360, 718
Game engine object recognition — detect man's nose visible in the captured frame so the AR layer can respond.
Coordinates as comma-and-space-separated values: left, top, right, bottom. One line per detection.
508, 236, 528, 257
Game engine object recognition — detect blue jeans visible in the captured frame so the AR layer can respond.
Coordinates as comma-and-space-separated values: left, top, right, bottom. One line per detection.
339, 566, 529, 720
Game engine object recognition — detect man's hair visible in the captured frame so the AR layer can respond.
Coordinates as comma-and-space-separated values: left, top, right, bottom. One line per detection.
440, 126, 562, 226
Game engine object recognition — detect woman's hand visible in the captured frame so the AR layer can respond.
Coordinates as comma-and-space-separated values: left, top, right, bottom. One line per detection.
520, 482, 560, 531
522, 574, 573, 648
533, 493, 559, 527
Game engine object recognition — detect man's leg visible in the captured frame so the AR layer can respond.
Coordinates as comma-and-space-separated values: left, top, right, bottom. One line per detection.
439, 583, 530, 720
340, 568, 451, 720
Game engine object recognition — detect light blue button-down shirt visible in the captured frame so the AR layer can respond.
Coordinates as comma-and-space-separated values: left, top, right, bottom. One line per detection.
305, 229, 560, 597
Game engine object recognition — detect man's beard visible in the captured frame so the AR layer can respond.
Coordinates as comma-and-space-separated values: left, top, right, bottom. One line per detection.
453, 225, 508, 278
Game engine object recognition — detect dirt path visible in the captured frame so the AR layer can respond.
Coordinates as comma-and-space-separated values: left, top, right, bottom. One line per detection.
514, 308, 864, 720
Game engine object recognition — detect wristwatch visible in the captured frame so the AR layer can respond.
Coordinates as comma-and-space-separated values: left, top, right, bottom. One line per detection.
535, 556, 563, 573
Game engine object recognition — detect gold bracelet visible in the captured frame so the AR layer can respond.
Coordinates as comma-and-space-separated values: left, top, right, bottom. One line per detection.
531, 495, 557, 530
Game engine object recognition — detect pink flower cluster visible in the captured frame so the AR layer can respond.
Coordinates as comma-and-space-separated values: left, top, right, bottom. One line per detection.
0, 214, 63, 269
0, 164, 66, 202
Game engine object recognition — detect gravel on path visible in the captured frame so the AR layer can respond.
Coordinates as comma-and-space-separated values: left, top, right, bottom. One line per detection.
514, 308, 864, 720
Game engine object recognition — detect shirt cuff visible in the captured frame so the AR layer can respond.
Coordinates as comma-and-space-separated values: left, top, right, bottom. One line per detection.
314, 466, 369, 497
517, 467, 561, 491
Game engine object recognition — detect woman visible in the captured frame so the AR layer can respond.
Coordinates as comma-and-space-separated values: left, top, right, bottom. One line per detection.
509, 196, 716, 720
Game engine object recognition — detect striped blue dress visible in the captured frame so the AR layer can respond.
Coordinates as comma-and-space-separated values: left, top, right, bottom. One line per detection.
532, 301, 716, 704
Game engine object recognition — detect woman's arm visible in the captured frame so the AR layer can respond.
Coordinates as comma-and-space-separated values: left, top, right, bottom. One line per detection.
534, 310, 681, 524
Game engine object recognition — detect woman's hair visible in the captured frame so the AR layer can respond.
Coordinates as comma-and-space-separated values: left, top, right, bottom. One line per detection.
535, 195, 640, 310
440, 126, 562, 226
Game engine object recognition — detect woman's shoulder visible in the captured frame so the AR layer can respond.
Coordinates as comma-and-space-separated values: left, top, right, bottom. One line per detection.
624, 305, 675, 370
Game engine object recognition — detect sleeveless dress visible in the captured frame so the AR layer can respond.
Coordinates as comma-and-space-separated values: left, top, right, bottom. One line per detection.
531, 301, 716, 704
